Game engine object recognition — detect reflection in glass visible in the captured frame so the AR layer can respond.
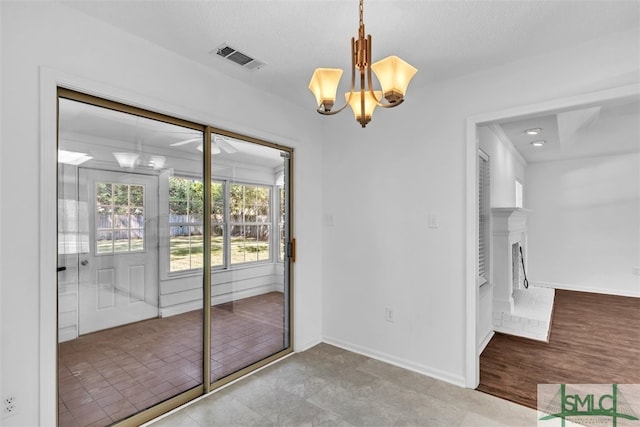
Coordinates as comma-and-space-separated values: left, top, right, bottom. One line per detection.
57, 97, 203, 427
210, 133, 289, 383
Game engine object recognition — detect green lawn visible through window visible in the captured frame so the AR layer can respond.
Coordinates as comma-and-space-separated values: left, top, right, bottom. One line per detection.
168, 178, 272, 272
169, 235, 269, 270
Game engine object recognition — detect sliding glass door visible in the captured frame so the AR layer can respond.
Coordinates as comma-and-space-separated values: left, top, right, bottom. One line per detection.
209, 133, 292, 385
56, 89, 293, 426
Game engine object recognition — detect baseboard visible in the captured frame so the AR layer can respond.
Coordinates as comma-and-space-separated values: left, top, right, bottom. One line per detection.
294, 336, 323, 353
211, 284, 282, 306
160, 284, 283, 318
322, 336, 466, 388
160, 300, 202, 318
532, 281, 640, 298
478, 330, 495, 355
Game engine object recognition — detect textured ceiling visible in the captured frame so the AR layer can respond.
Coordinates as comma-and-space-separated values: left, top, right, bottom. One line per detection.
61, 0, 639, 109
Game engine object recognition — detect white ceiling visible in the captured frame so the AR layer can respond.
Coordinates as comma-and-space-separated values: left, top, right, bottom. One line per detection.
61, 0, 639, 109
58, 98, 285, 170
497, 98, 640, 163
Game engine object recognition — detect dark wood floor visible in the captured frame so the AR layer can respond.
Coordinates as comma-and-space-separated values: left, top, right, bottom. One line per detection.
478, 289, 640, 409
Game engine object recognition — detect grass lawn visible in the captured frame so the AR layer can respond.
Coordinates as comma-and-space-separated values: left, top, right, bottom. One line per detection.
170, 235, 270, 271
96, 235, 272, 271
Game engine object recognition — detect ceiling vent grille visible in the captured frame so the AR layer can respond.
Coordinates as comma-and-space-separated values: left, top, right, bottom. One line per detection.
212, 44, 266, 71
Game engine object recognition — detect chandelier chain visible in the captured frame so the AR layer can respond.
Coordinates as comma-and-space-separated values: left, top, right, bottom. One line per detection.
359, 0, 364, 28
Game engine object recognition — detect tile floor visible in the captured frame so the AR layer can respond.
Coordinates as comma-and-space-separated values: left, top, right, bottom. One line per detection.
148, 343, 537, 427
58, 292, 285, 427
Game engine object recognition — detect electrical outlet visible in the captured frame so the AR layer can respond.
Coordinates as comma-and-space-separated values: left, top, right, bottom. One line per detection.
3, 396, 16, 417
385, 307, 395, 323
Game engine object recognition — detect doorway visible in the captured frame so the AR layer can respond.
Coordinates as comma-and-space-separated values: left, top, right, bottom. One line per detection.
56, 89, 294, 426
77, 169, 159, 334
465, 84, 638, 388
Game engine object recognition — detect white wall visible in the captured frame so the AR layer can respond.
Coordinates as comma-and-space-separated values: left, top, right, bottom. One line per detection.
2, 1, 639, 425
478, 126, 526, 208
0, 0, 4, 411
526, 153, 640, 296
1, 2, 323, 425
475, 126, 527, 351
321, 28, 639, 385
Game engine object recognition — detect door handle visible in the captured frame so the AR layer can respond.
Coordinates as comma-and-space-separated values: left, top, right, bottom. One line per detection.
57, 266, 66, 272
81, 259, 89, 266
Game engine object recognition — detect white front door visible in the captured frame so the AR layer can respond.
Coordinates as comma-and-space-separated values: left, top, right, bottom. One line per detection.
78, 168, 159, 334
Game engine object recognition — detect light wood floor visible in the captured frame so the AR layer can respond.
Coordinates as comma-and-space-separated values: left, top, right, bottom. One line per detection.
478, 289, 640, 409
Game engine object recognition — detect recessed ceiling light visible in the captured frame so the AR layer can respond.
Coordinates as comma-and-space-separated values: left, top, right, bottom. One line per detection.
530, 140, 546, 147
526, 128, 542, 135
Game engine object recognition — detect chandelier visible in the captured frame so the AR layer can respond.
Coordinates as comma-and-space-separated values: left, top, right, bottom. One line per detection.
308, 0, 417, 128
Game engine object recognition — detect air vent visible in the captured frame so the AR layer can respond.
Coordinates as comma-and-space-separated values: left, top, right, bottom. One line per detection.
212, 44, 266, 71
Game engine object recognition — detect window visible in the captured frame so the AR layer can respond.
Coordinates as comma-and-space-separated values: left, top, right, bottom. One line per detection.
96, 182, 145, 254
515, 179, 523, 208
229, 183, 271, 264
478, 150, 490, 285
168, 178, 273, 271
168, 177, 204, 272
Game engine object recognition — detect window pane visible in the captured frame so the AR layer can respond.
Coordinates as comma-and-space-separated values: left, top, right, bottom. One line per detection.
131, 207, 144, 228
189, 226, 203, 270
170, 200, 188, 217
114, 230, 130, 252
130, 230, 144, 251
96, 206, 112, 229
212, 181, 224, 223
170, 226, 191, 271
96, 183, 112, 205
96, 230, 113, 254
257, 225, 270, 261
230, 225, 245, 264
211, 225, 223, 267
130, 185, 144, 206
113, 184, 129, 206
114, 207, 129, 228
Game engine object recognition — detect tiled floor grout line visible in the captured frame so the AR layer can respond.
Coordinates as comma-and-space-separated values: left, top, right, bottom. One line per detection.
58, 291, 285, 427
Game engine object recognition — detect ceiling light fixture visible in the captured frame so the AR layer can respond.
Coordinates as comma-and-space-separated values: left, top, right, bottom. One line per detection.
148, 155, 166, 170
58, 149, 93, 166
530, 140, 546, 147
308, 0, 417, 128
113, 152, 140, 169
526, 128, 542, 135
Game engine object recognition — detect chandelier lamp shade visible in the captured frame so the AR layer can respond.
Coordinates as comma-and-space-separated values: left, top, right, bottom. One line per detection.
308, 0, 417, 128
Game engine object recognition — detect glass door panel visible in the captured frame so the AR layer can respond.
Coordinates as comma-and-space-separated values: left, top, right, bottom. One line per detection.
57, 96, 204, 426
210, 133, 292, 383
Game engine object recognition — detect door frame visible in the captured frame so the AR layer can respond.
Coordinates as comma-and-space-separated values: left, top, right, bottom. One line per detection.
40, 68, 297, 426
78, 168, 160, 335
464, 83, 639, 388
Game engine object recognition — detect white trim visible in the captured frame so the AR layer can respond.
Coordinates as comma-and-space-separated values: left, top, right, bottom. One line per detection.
464, 83, 640, 389
159, 284, 283, 318
532, 281, 640, 298
39, 68, 59, 427
465, 117, 479, 388
294, 337, 323, 354
477, 330, 495, 355
487, 124, 528, 167
323, 336, 467, 388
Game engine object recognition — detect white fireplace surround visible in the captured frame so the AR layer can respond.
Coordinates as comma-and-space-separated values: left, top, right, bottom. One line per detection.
490, 207, 555, 342
491, 207, 531, 313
